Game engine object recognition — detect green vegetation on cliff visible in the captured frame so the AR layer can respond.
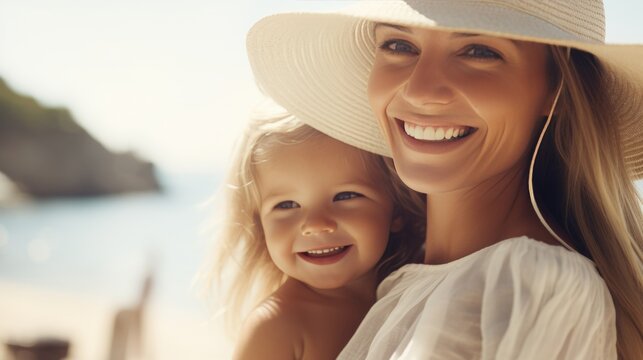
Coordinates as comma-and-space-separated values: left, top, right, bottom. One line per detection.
0, 78, 81, 132
0, 77, 160, 198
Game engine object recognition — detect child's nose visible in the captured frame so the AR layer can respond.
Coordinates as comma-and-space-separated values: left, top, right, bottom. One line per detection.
301, 212, 337, 236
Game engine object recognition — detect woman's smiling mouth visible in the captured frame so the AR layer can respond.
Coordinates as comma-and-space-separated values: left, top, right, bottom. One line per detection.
393, 118, 479, 155
399, 119, 476, 142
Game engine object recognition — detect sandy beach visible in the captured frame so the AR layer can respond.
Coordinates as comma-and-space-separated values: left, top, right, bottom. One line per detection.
0, 280, 233, 359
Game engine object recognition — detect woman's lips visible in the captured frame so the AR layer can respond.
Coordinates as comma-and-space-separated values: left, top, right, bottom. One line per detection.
403, 122, 475, 141
394, 118, 478, 154
396, 118, 476, 141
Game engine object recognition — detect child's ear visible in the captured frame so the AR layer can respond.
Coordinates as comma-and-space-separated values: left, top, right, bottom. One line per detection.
390, 215, 404, 233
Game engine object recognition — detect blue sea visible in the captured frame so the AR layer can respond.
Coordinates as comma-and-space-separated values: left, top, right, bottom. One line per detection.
0, 171, 223, 313
1, 174, 640, 315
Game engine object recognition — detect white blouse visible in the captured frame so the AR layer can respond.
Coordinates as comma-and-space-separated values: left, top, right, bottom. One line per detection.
338, 236, 617, 360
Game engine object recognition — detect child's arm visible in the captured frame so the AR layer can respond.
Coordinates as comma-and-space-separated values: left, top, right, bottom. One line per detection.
232, 302, 302, 360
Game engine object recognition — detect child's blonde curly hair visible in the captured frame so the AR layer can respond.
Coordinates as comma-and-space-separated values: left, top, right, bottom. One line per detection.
209, 108, 425, 334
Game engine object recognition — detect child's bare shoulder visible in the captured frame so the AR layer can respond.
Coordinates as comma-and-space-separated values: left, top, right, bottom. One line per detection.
233, 287, 305, 360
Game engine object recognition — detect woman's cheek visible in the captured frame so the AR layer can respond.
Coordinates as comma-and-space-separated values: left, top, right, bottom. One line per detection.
368, 68, 398, 141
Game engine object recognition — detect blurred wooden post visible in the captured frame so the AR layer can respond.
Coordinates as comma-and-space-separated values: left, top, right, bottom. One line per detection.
108, 269, 154, 360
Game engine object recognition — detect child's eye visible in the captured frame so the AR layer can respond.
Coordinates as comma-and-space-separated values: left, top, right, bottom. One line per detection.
274, 200, 300, 210
333, 192, 364, 201
461, 45, 502, 60
378, 39, 419, 56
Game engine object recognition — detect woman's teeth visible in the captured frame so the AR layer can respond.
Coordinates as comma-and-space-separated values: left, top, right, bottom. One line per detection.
404, 122, 472, 141
305, 246, 346, 257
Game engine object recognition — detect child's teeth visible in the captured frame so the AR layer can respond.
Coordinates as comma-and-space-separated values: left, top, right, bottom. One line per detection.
306, 246, 344, 255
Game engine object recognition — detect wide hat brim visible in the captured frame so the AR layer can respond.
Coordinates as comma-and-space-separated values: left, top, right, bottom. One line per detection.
247, 0, 643, 178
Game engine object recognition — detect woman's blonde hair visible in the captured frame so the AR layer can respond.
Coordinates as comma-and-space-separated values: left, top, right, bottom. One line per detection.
210, 108, 425, 334
534, 47, 643, 360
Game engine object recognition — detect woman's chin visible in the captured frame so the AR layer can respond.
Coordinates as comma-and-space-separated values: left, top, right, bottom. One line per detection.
394, 163, 470, 195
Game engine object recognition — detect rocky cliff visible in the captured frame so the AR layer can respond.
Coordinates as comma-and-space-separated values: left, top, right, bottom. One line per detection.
0, 77, 160, 198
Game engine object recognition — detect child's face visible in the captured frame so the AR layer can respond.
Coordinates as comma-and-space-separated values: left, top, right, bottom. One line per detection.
256, 135, 397, 290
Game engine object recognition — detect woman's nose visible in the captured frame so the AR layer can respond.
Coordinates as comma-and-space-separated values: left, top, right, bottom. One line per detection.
301, 211, 337, 236
402, 54, 455, 107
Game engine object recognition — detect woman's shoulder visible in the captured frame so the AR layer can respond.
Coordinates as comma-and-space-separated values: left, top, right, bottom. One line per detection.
393, 236, 599, 275
463, 236, 609, 297
368, 237, 617, 359
487, 236, 605, 287
379, 236, 609, 299
461, 237, 615, 322
478, 238, 618, 358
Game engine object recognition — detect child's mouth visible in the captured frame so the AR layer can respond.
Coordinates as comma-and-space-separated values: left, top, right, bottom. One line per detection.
303, 245, 348, 257
298, 245, 352, 265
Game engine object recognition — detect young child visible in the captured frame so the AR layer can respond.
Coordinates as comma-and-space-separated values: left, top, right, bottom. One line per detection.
213, 108, 425, 360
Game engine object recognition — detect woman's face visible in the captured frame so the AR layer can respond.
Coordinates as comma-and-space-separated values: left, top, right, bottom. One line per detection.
369, 25, 555, 194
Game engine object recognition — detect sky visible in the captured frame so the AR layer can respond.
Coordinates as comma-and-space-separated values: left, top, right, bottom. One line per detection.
0, 0, 642, 173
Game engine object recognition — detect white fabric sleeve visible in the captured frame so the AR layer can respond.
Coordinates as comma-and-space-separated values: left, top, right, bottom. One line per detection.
480, 243, 617, 360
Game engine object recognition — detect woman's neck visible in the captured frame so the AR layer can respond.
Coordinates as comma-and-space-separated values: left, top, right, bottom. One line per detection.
424, 165, 556, 265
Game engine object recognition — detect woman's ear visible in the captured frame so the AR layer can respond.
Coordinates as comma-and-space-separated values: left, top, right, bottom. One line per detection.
541, 47, 565, 117
541, 93, 556, 117
541, 80, 562, 117
540, 80, 565, 123
391, 215, 404, 233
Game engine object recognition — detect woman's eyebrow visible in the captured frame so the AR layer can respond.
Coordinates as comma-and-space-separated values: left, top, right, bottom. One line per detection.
374, 23, 412, 33
373, 25, 521, 49
450, 32, 520, 46
450, 32, 480, 38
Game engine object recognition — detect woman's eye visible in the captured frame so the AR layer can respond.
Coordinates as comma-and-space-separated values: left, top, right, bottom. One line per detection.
378, 39, 418, 55
333, 192, 364, 201
274, 201, 299, 210
461, 45, 502, 60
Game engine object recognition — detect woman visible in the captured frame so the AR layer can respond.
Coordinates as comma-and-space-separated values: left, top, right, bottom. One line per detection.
246, 1, 642, 359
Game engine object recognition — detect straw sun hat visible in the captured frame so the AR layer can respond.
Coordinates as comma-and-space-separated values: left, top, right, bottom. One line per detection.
247, 0, 643, 179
